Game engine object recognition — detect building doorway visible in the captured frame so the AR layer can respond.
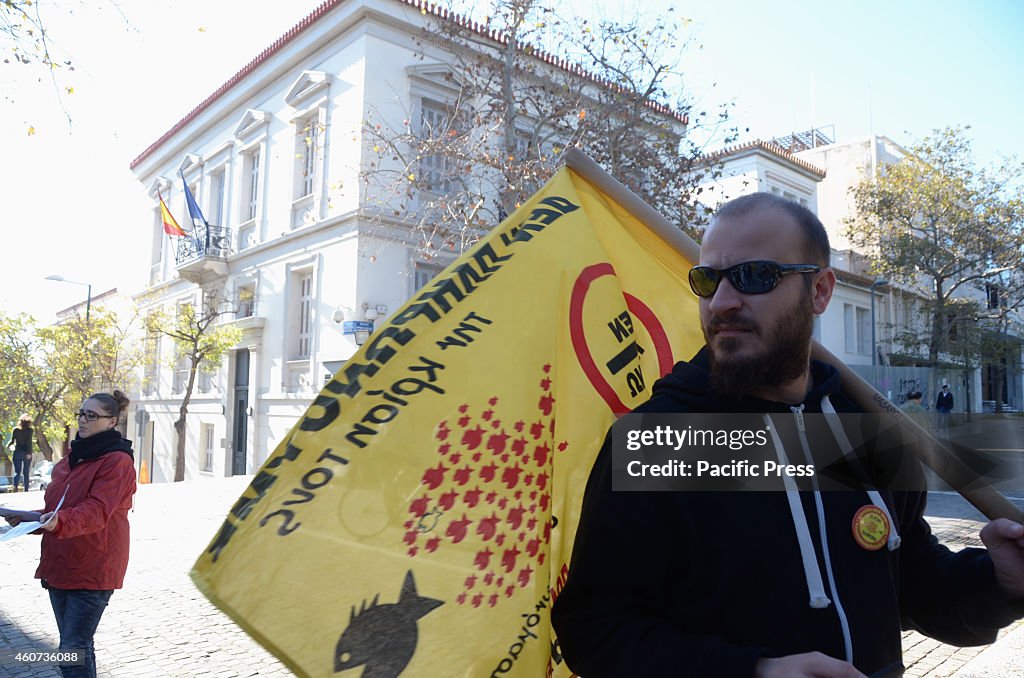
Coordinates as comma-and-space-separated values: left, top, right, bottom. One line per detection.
232, 349, 250, 475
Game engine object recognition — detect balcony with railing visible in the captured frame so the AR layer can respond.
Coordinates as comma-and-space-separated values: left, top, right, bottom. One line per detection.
175, 226, 233, 281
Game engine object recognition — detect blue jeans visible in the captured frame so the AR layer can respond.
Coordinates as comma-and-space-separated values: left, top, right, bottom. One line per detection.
12, 451, 30, 491
48, 588, 113, 678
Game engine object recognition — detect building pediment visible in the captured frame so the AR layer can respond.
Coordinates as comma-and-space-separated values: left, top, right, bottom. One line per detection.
234, 109, 270, 140
233, 109, 271, 140
406, 63, 462, 97
148, 176, 172, 199
284, 70, 330, 108
178, 153, 201, 176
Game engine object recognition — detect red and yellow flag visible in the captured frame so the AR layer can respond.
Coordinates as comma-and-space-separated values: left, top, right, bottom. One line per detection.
158, 189, 187, 237
191, 155, 705, 677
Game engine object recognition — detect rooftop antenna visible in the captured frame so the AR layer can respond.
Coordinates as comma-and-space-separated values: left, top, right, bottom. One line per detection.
810, 71, 816, 145
868, 84, 877, 181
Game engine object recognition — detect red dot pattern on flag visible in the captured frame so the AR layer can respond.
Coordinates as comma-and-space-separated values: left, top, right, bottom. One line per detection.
406, 365, 567, 605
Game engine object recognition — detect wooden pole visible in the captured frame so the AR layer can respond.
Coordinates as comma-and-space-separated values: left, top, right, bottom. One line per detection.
564, 148, 701, 263
564, 148, 1023, 523
812, 343, 1022, 522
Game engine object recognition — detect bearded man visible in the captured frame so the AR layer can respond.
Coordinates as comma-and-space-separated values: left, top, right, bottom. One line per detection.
551, 193, 1024, 678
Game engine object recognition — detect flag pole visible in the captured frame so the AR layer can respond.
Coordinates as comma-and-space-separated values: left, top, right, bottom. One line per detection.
564, 148, 700, 264
563, 147, 1023, 523
811, 342, 1023, 522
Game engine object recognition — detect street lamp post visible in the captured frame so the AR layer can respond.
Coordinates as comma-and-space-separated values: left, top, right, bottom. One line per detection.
45, 275, 92, 324
870, 277, 889, 366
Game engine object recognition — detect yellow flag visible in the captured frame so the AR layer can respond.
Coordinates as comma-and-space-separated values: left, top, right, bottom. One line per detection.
191, 158, 705, 677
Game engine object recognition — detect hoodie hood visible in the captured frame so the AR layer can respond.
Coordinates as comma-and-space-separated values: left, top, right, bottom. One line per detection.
645, 346, 846, 414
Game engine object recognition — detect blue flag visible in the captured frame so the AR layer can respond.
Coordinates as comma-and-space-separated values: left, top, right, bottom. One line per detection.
181, 172, 207, 252
181, 172, 209, 228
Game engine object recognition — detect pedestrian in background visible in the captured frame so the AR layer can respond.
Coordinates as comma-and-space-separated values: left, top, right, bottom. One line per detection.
936, 384, 954, 433
901, 390, 930, 432
8, 413, 34, 492
4, 390, 136, 678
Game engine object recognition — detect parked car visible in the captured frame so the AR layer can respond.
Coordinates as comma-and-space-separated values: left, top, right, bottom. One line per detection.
0, 475, 15, 493
30, 461, 54, 492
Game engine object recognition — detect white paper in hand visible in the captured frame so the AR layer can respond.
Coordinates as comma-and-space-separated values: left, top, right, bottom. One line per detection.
0, 486, 69, 542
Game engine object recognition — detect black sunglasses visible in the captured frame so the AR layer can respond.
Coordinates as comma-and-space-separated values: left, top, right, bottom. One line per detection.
688, 260, 821, 298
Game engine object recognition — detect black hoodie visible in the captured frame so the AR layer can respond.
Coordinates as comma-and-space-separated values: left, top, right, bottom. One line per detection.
551, 349, 1021, 678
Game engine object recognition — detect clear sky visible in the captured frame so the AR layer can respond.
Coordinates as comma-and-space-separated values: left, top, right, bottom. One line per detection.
1, 0, 1021, 323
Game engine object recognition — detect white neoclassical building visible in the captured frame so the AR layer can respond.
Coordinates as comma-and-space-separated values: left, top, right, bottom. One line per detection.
128, 0, 691, 481
129, 0, 480, 481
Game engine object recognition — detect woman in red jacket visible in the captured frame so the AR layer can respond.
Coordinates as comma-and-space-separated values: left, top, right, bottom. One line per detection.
11, 390, 137, 678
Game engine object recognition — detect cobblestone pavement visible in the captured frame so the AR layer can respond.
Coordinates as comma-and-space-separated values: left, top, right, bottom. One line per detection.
900, 413, 1024, 677
0, 477, 290, 678
1, 463, 1022, 676
901, 515, 1023, 677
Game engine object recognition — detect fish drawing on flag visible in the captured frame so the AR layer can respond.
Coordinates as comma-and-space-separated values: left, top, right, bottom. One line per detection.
334, 570, 443, 677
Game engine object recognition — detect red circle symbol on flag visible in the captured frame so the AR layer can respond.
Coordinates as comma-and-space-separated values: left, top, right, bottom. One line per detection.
569, 263, 674, 414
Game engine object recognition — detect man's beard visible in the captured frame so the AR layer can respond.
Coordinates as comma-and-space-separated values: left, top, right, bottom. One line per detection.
705, 296, 815, 400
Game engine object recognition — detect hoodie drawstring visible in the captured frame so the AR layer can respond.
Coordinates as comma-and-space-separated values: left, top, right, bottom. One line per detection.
820, 396, 901, 551
789, 403, 854, 664
766, 402, 862, 664
763, 413, 831, 610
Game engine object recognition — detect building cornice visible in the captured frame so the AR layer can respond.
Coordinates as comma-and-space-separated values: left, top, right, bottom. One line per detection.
833, 268, 882, 289
130, 0, 688, 171
700, 140, 826, 179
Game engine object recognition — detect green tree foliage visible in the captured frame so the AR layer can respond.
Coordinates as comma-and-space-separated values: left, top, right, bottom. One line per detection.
0, 312, 36, 454
144, 290, 241, 482
0, 312, 89, 459
362, 0, 733, 257
0, 308, 141, 460
87, 307, 144, 396
845, 126, 1024, 367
